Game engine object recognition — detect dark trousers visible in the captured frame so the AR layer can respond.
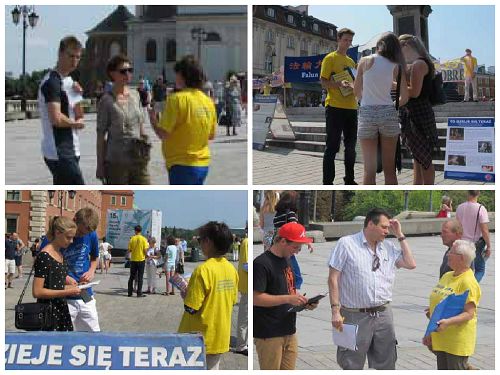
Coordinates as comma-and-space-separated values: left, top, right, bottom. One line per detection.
44, 157, 85, 185
435, 351, 468, 370
323, 106, 358, 185
128, 261, 146, 296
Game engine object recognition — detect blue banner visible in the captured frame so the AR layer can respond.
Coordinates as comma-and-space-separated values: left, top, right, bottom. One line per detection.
5, 332, 205, 370
284, 54, 326, 83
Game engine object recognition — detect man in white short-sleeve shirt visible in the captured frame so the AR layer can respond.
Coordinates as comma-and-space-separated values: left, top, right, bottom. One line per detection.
328, 208, 416, 370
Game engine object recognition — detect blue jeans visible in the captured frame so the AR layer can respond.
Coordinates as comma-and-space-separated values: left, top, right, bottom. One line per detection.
168, 165, 209, 185
474, 248, 487, 283
44, 157, 85, 185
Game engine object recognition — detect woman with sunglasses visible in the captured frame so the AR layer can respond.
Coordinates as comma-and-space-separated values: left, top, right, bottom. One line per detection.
423, 240, 481, 370
149, 55, 217, 185
96, 54, 150, 184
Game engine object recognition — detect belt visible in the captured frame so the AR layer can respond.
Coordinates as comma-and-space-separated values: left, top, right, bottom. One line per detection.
342, 302, 389, 313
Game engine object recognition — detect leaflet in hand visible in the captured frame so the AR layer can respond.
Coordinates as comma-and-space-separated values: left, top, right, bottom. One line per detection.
332, 324, 358, 351
78, 280, 101, 290
331, 68, 355, 97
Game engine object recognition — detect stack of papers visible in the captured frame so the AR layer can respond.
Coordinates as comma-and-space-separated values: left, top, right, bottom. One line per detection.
332, 324, 358, 351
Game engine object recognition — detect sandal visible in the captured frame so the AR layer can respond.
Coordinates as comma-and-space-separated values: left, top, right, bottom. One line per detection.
162, 292, 169, 296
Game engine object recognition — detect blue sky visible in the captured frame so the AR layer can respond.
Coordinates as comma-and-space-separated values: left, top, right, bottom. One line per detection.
133, 190, 248, 229
308, 5, 495, 67
5, 5, 135, 76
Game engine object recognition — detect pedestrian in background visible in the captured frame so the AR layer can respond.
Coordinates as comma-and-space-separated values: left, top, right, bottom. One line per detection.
456, 190, 492, 282
178, 221, 238, 370
234, 229, 248, 356
127, 225, 149, 297
146, 237, 160, 294
260, 190, 279, 252
150, 55, 217, 185
32, 216, 81, 331
225, 76, 242, 136
96, 54, 151, 184
398, 34, 438, 185
460, 49, 478, 102
163, 236, 177, 296
354, 32, 408, 185
437, 195, 453, 218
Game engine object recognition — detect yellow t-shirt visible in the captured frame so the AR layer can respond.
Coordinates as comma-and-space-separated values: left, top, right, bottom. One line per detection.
238, 238, 248, 294
462, 56, 478, 78
158, 88, 216, 168
429, 268, 481, 356
262, 84, 272, 96
128, 234, 149, 262
178, 257, 238, 354
320, 51, 358, 110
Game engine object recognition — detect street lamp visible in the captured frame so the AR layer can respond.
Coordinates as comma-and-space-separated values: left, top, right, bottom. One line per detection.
191, 27, 208, 62
11, 5, 39, 111
48, 190, 77, 216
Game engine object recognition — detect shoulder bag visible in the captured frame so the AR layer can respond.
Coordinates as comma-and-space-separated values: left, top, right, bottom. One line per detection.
14, 264, 55, 331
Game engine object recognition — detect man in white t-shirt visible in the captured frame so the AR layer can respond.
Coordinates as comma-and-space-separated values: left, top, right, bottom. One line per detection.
456, 190, 492, 282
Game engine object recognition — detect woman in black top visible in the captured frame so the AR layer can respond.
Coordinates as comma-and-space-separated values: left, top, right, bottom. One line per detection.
32, 217, 81, 331
399, 34, 438, 185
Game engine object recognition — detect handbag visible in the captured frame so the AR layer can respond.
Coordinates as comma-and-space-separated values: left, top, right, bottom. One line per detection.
175, 262, 185, 275
128, 137, 152, 163
429, 71, 446, 106
15, 265, 55, 331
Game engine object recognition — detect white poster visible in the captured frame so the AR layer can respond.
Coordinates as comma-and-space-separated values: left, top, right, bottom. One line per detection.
444, 117, 495, 182
253, 95, 278, 150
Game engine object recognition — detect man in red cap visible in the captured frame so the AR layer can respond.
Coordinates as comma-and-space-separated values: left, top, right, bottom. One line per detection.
254, 222, 318, 370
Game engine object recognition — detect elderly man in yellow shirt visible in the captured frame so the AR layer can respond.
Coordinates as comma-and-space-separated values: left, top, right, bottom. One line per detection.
149, 55, 217, 185
127, 225, 149, 297
460, 49, 478, 102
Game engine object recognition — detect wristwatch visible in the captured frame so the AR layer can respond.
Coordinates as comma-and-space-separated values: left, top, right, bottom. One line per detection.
398, 236, 406, 242
331, 303, 341, 309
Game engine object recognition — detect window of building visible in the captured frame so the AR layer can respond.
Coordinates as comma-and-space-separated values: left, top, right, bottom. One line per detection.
111, 196, 116, 205
313, 23, 319, 33
265, 30, 275, 43
300, 39, 308, 56
121, 196, 127, 206
302, 20, 307, 28
166, 39, 176, 62
6, 216, 18, 234
312, 43, 319, 55
266, 7, 276, 18
265, 54, 273, 73
146, 39, 157, 62
287, 14, 294, 25
287, 36, 295, 49
6, 191, 20, 201
329, 28, 334, 38
109, 41, 121, 57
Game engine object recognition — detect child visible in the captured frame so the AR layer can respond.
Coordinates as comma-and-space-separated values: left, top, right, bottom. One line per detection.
163, 236, 177, 295
178, 222, 238, 370
437, 195, 453, 218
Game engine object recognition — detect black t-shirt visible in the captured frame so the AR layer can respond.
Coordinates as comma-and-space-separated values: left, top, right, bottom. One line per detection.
152, 83, 166, 102
254, 251, 297, 338
5, 239, 17, 260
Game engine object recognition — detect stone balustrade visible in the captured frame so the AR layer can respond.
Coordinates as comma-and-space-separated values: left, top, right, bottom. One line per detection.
5, 98, 98, 121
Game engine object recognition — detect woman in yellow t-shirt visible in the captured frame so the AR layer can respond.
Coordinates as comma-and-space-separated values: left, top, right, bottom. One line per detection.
178, 221, 238, 370
423, 240, 481, 370
149, 55, 217, 185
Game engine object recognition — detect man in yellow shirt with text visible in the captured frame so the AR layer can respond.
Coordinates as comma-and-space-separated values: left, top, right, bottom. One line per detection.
127, 225, 149, 297
460, 48, 478, 102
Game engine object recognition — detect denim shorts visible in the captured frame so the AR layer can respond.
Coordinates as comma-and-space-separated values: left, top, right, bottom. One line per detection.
358, 105, 400, 139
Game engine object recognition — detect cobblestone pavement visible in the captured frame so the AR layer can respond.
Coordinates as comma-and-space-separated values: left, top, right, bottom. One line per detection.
5, 256, 248, 370
253, 147, 494, 185
5, 113, 247, 185
252, 234, 495, 370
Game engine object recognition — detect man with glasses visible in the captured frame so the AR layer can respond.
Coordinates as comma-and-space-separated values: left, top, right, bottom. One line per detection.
41, 207, 100, 331
38, 35, 85, 184
327, 208, 416, 369
254, 222, 318, 370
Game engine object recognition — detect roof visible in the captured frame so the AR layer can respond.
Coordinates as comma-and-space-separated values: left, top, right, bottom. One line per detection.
86, 5, 134, 35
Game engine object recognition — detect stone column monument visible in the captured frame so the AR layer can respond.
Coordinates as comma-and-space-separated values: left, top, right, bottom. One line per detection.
387, 5, 432, 51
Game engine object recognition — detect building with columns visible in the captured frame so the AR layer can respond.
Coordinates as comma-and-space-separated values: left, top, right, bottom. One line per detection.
5, 190, 134, 245
253, 5, 337, 77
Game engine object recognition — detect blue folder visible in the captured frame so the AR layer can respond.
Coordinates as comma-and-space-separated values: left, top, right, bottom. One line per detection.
425, 290, 469, 337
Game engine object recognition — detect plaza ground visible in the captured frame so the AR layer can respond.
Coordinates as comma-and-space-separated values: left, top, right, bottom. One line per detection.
5, 113, 247, 185
252, 234, 495, 370
254, 146, 494, 185
5, 256, 248, 370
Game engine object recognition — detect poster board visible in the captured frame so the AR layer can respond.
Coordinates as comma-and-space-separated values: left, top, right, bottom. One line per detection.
444, 117, 495, 182
253, 95, 278, 150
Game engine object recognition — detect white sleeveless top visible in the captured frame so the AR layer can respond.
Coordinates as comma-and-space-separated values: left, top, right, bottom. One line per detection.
360, 54, 397, 107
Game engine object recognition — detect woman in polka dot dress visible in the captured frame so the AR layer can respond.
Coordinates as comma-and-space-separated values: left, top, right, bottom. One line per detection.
32, 216, 82, 331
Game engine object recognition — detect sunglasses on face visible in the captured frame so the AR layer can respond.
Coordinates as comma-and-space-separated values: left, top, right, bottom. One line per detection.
118, 67, 134, 75
372, 253, 380, 272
